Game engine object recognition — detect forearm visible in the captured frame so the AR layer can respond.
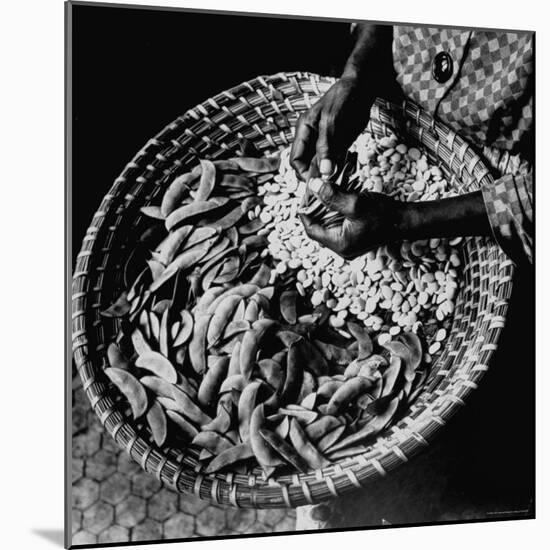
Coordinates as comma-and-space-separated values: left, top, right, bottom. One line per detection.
396, 191, 492, 241
341, 24, 394, 97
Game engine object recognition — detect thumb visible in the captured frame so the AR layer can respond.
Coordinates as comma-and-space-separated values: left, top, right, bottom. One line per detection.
316, 114, 336, 177
309, 178, 357, 217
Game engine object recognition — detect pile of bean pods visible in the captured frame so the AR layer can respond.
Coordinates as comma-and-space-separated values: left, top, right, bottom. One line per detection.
100, 132, 461, 477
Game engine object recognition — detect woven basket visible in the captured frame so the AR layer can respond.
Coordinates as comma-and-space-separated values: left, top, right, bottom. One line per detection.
72, 72, 514, 508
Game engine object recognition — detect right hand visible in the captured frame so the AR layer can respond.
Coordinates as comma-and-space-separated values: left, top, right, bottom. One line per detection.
290, 76, 373, 181
299, 178, 404, 259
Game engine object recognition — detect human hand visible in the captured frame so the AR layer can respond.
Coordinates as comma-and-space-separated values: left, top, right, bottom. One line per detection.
290, 77, 373, 181
299, 178, 405, 259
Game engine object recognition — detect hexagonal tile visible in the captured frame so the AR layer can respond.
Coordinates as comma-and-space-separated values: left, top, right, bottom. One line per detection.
132, 472, 162, 499
82, 501, 114, 535
116, 495, 146, 528
179, 494, 209, 515
72, 530, 97, 545
86, 449, 118, 481
101, 432, 122, 454
72, 458, 84, 484
117, 452, 141, 477
73, 386, 86, 406
272, 514, 296, 533
87, 409, 100, 431
131, 519, 162, 542
73, 478, 100, 510
72, 403, 89, 435
98, 525, 129, 544
247, 522, 272, 534
196, 506, 227, 536
225, 508, 256, 533
72, 509, 82, 535
163, 512, 195, 539
148, 488, 178, 522
73, 430, 102, 459
258, 508, 288, 527
100, 472, 131, 505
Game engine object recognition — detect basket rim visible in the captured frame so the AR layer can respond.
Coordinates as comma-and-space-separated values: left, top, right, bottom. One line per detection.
71, 71, 514, 508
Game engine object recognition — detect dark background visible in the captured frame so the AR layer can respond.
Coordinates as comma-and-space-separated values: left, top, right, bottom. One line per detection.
71, 3, 350, 259
70, 2, 534, 528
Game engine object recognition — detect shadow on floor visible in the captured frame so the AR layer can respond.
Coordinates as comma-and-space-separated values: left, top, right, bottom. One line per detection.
33, 528, 65, 548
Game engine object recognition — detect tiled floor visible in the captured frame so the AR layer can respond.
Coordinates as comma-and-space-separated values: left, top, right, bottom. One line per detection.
71, 376, 296, 545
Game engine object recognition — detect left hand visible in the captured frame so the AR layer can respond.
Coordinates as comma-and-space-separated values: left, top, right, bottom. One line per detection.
300, 178, 404, 259
289, 76, 373, 181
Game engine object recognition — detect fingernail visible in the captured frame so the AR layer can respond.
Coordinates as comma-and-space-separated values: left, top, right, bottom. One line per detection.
308, 177, 323, 194
319, 159, 333, 176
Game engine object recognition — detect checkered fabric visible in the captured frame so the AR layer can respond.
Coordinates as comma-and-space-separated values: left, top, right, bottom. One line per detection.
393, 27, 533, 154
481, 171, 532, 265
392, 27, 472, 116
392, 26, 533, 265
438, 32, 533, 152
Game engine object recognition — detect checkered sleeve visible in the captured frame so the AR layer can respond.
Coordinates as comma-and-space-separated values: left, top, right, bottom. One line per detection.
481, 172, 533, 265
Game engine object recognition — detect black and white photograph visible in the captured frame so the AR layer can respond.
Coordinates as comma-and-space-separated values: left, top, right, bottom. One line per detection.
67, 1, 534, 547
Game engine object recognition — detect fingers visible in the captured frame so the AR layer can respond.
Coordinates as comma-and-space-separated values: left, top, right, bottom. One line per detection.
300, 214, 360, 259
299, 213, 341, 251
290, 105, 339, 180
290, 111, 319, 181
308, 179, 357, 217
316, 113, 336, 177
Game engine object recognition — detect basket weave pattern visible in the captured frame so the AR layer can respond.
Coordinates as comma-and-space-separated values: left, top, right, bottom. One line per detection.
72, 72, 514, 508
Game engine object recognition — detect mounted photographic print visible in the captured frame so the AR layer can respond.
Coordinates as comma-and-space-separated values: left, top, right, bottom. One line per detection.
67, 1, 535, 547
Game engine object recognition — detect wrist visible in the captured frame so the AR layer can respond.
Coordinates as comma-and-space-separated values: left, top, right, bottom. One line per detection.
392, 200, 417, 241
392, 192, 491, 242
339, 71, 376, 107
341, 63, 363, 83
341, 24, 393, 98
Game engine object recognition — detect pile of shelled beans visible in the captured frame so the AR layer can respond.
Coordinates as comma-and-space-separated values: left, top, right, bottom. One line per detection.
253, 130, 462, 358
